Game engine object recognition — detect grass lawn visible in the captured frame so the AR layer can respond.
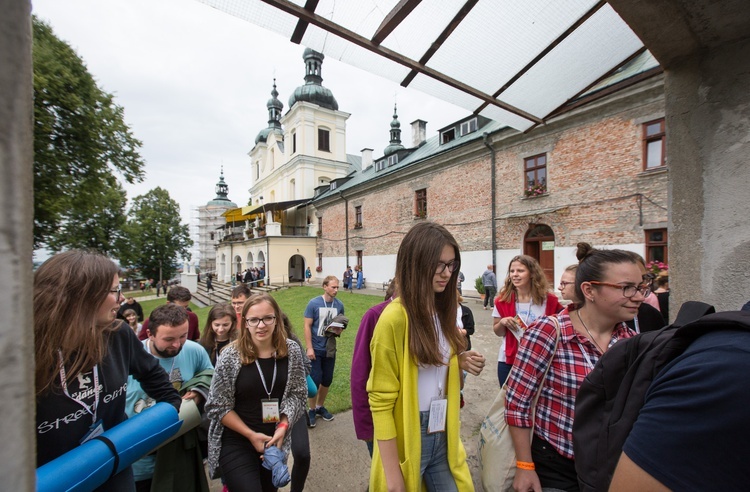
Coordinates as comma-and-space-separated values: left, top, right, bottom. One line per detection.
141, 286, 385, 414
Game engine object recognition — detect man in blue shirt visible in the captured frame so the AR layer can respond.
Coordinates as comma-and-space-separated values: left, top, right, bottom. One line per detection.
303, 275, 344, 428
125, 304, 214, 491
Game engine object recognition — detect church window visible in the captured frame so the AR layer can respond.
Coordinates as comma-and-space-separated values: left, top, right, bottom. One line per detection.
441, 128, 455, 144
643, 118, 666, 169
292, 132, 297, 154
318, 128, 330, 152
524, 154, 547, 195
415, 189, 427, 218
460, 118, 478, 136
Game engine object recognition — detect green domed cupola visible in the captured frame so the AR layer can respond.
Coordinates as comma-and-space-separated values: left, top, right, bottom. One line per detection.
288, 48, 339, 111
255, 79, 285, 144
383, 104, 405, 156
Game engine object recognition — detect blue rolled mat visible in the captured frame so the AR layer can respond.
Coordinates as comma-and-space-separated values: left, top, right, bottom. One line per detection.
306, 374, 318, 397
37, 402, 181, 492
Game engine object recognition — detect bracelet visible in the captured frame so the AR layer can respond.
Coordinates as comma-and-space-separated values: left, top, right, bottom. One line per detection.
276, 422, 289, 430
516, 461, 535, 471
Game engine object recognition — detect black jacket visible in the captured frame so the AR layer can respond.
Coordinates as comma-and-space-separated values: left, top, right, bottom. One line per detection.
117, 299, 144, 322
36, 322, 181, 489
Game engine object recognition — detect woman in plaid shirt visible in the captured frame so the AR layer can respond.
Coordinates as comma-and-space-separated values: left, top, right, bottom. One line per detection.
505, 243, 650, 491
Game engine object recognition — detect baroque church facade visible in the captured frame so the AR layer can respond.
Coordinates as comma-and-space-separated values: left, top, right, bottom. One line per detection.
215, 49, 668, 294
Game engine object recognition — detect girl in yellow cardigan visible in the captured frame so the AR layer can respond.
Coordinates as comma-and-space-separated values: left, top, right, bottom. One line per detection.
367, 222, 475, 491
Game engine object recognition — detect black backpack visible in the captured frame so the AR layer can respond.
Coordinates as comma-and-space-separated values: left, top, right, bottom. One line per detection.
573, 302, 750, 491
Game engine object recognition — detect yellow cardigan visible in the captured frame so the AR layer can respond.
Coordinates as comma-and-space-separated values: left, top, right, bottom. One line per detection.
367, 299, 473, 491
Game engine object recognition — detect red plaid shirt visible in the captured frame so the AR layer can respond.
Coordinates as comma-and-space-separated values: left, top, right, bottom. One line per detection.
504, 308, 635, 459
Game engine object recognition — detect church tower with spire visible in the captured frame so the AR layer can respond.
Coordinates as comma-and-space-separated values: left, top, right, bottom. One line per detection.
197, 167, 237, 272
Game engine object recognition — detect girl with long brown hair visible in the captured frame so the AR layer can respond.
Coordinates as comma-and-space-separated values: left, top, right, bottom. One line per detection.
199, 302, 238, 365
492, 255, 563, 385
35, 250, 180, 490
368, 221, 482, 491
206, 293, 306, 491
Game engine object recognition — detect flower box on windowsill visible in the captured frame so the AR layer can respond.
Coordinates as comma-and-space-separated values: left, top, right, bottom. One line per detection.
521, 192, 549, 200
524, 184, 547, 198
414, 212, 427, 219
354, 222, 363, 229
315, 266, 323, 273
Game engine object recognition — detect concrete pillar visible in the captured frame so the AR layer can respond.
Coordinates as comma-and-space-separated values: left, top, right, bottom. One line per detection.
0, 0, 35, 489
668, 38, 750, 311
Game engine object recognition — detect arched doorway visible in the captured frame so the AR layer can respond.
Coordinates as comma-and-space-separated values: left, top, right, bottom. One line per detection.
234, 255, 243, 279
524, 224, 555, 284
288, 254, 305, 283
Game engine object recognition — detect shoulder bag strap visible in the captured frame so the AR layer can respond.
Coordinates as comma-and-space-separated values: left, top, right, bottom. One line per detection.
529, 316, 562, 428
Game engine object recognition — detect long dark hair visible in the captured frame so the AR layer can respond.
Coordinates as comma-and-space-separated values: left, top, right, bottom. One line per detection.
395, 221, 466, 366
200, 302, 238, 362
34, 250, 120, 396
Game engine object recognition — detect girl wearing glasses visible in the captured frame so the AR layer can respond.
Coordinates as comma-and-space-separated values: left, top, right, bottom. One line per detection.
35, 250, 181, 491
206, 293, 306, 491
492, 255, 563, 386
368, 222, 484, 492
505, 242, 641, 492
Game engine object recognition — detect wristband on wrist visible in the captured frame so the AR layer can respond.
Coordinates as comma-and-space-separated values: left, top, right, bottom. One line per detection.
516, 461, 535, 471
276, 421, 289, 431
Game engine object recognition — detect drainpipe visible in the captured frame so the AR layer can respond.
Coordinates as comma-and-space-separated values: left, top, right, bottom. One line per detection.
483, 133, 497, 270
338, 191, 350, 268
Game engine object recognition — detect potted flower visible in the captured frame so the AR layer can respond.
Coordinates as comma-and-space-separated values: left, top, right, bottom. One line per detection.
414, 210, 427, 219
524, 183, 547, 197
645, 261, 668, 276
316, 230, 322, 237
475, 276, 485, 300
354, 221, 363, 229
245, 228, 254, 238
315, 266, 323, 273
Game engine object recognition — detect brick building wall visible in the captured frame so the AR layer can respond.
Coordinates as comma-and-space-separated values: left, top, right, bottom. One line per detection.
313, 75, 668, 290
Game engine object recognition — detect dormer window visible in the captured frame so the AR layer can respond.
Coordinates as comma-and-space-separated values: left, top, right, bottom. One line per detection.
441, 128, 456, 144
460, 118, 478, 136
375, 159, 386, 171
388, 154, 398, 166
330, 181, 337, 191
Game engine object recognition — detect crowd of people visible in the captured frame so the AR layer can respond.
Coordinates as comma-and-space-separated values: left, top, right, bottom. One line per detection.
37, 220, 749, 492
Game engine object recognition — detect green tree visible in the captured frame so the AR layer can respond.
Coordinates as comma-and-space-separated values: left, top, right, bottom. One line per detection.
119, 187, 192, 281
33, 16, 144, 250
46, 178, 128, 255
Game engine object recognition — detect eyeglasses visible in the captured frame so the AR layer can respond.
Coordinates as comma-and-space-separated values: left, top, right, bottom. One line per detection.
110, 286, 121, 300
245, 315, 277, 327
436, 259, 460, 274
558, 281, 575, 289
588, 281, 651, 299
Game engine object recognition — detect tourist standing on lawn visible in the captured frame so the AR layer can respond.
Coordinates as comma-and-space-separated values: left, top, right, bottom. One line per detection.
303, 276, 344, 427
368, 221, 481, 491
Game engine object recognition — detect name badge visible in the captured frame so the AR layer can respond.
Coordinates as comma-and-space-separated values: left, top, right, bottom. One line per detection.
428, 398, 447, 434
80, 419, 104, 444
262, 399, 280, 423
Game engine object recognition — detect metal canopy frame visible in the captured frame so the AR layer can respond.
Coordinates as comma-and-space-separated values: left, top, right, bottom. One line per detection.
199, 0, 657, 131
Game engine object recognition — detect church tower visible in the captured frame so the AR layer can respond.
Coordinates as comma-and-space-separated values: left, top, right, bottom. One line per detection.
197, 167, 237, 272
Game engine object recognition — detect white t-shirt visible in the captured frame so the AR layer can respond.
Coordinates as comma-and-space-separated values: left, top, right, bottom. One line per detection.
492, 301, 546, 362
417, 318, 449, 411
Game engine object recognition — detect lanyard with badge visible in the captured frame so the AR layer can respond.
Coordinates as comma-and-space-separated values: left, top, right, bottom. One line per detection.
58, 351, 103, 444
427, 325, 448, 434
257, 354, 280, 423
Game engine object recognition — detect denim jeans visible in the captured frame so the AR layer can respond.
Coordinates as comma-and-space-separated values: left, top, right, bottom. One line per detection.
419, 411, 458, 492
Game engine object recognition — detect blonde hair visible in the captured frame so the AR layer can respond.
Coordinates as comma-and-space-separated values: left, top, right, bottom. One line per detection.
498, 255, 551, 305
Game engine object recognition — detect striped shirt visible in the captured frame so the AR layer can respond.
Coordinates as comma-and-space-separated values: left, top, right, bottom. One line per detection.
505, 308, 635, 459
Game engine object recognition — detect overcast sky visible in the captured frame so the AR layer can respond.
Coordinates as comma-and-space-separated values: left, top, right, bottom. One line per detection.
32, 0, 469, 257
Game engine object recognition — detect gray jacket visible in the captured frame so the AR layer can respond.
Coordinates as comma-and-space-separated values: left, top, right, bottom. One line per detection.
205, 338, 307, 478
482, 269, 497, 288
